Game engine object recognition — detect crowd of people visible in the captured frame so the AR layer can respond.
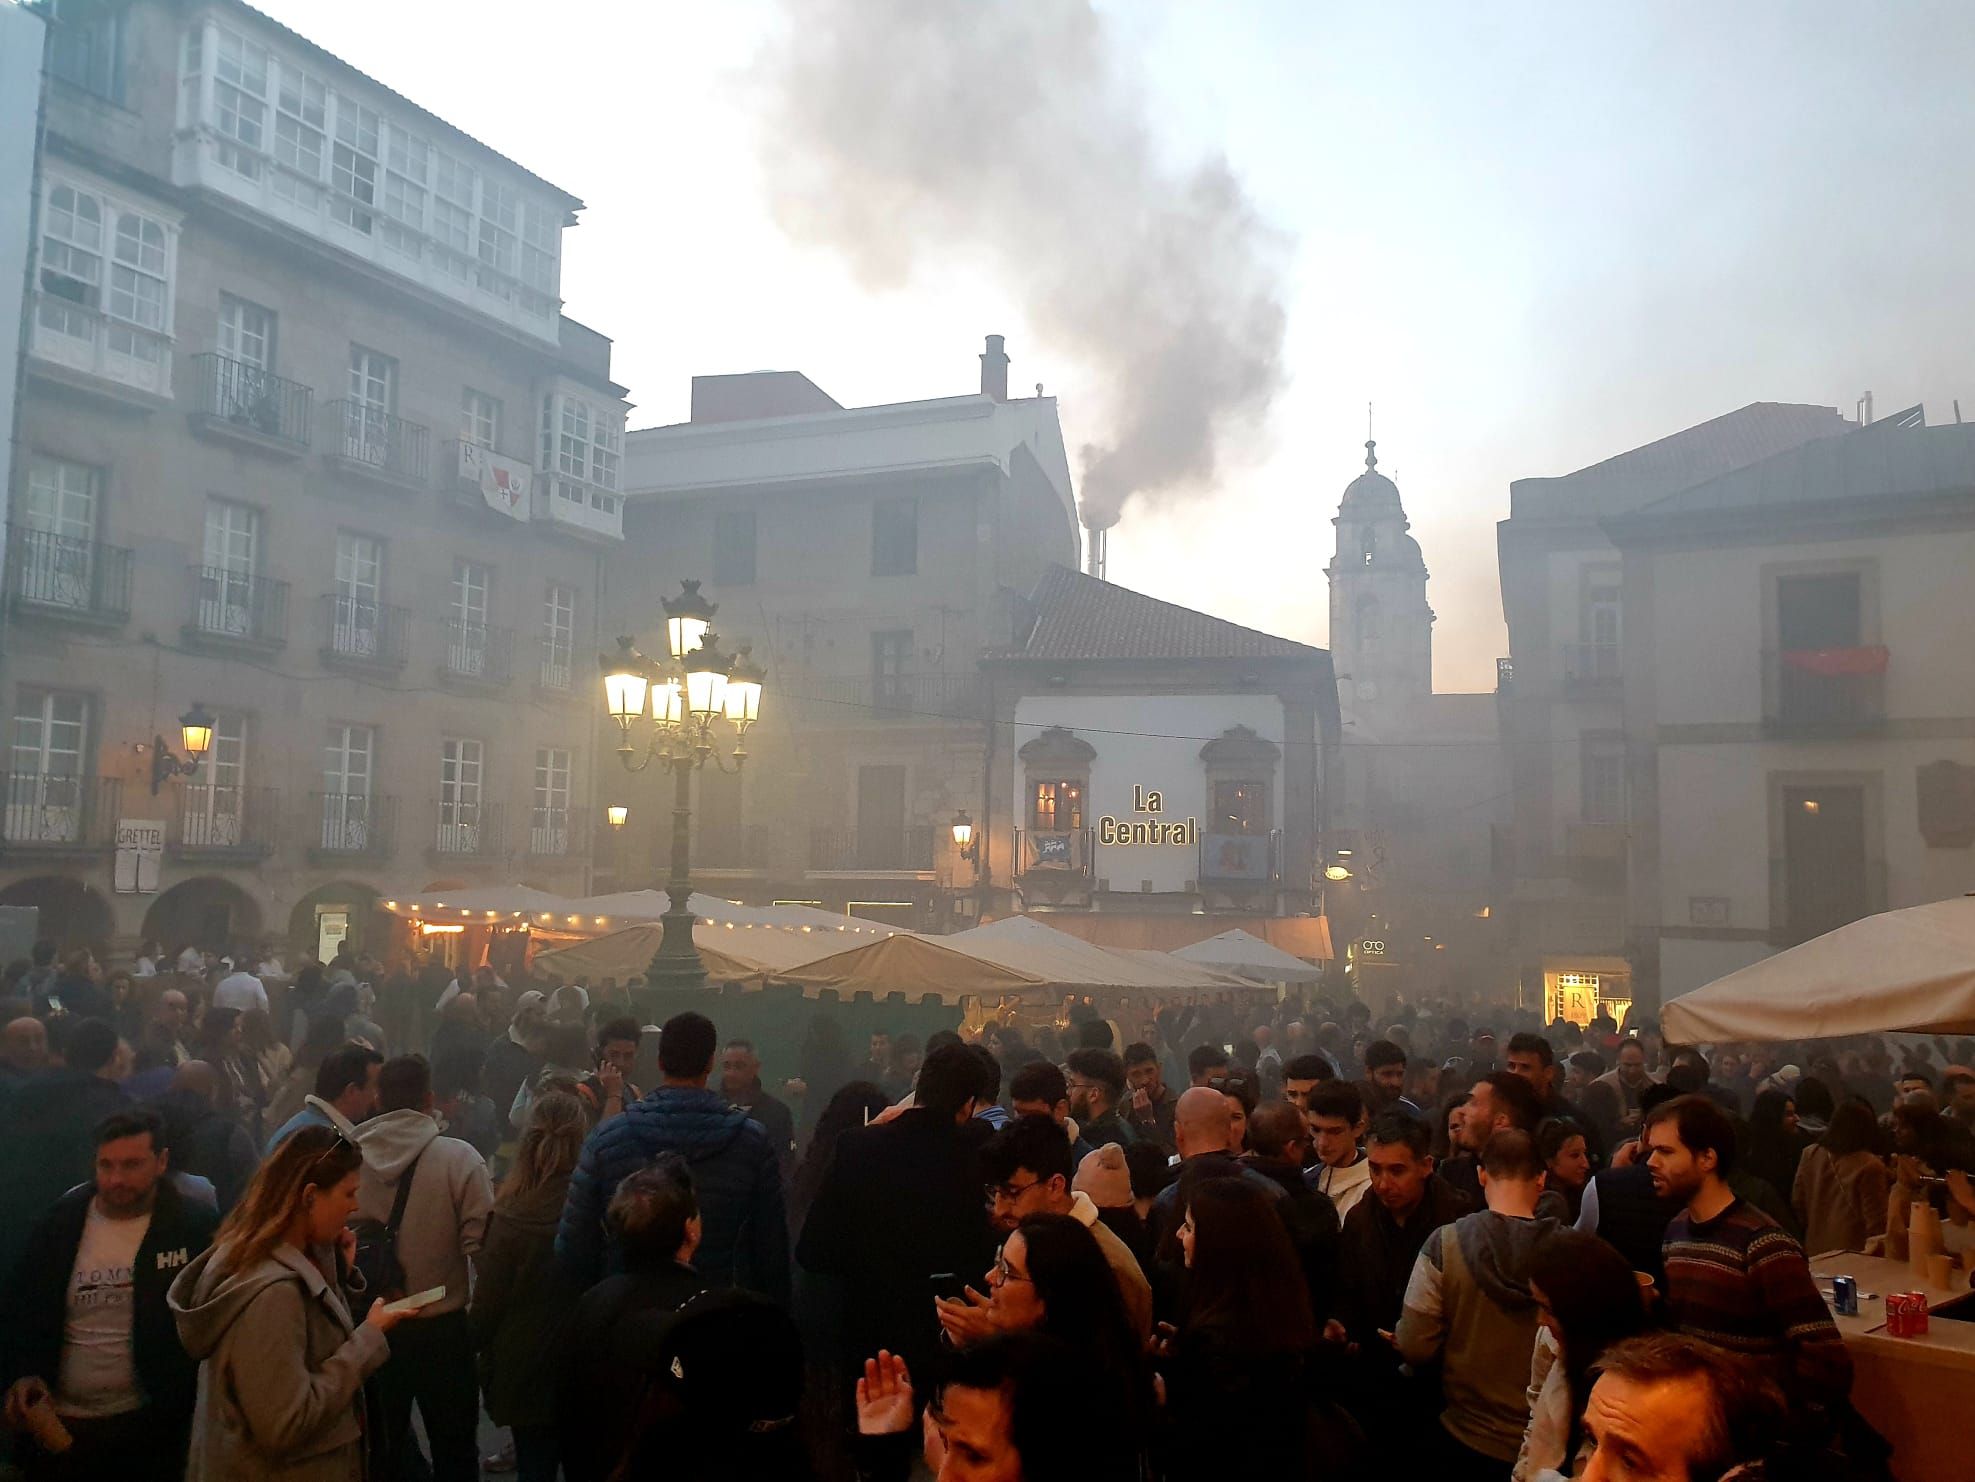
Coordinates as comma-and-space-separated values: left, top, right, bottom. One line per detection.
3, 934, 1973, 1480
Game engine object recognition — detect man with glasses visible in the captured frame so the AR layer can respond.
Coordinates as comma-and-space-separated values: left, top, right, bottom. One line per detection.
1065, 1048, 1138, 1151
964, 1114, 1151, 1341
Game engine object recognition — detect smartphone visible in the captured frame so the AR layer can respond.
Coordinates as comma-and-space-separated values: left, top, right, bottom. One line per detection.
929, 1271, 968, 1305
381, 1286, 445, 1315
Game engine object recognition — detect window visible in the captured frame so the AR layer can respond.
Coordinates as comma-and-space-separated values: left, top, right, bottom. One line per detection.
36, 178, 176, 375
1212, 780, 1269, 836
449, 560, 493, 676
7, 689, 89, 845
107, 212, 168, 356
321, 724, 374, 849
46, 0, 125, 103
332, 532, 385, 657
872, 495, 918, 576
541, 582, 574, 689
520, 200, 558, 302
39, 184, 102, 318
1782, 785, 1870, 945
212, 28, 268, 178
431, 151, 476, 281
345, 345, 396, 459
217, 295, 275, 371
199, 499, 262, 636
855, 765, 908, 869
713, 510, 757, 586
380, 126, 429, 257
273, 67, 326, 186
1588, 584, 1621, 649
532, 747, 571, 853
19, 457, 101, 611
184, 713, 248, 847
461, 388, 501, 450
872, 630, 912, 709
1361, 528, 1376, 566
1581, 741, 1624, 826
477, 179, 518, 293
1032, 780, 1084, 832
330, 97, 380, 233
439, 737, 484, 837
540, 392, 622, 515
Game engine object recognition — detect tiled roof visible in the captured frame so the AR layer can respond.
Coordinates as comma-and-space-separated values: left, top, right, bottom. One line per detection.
1511, 402, 1851, 519
1626, 415, 1975, 520
1005, 565, 1324, 663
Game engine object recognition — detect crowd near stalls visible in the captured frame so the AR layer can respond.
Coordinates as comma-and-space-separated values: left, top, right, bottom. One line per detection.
3, 924, 1972, 1480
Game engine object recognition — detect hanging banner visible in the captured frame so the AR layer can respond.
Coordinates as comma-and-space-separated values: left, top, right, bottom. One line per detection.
458, 441, 532, 521
114, 819, 165, 894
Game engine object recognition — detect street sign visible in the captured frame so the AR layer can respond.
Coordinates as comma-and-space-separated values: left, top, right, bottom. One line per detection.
114, 818, 165, 894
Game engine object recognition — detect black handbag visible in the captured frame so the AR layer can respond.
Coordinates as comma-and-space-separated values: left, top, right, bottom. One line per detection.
346, 1149, 423, 1318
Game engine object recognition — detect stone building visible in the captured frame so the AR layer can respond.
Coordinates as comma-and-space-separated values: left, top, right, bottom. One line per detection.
3, 0, 629, 957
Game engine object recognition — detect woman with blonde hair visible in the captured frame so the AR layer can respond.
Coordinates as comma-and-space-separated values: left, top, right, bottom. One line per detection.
471, 1091, 587, 1481
169, 1123, 415, 1479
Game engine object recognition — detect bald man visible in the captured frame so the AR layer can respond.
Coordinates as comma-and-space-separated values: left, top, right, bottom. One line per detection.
3, 1017, 49, 1077
1147, 1085, 1284, 1253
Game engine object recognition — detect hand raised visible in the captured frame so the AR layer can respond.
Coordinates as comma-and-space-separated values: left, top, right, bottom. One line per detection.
855, 1350, 914, 1435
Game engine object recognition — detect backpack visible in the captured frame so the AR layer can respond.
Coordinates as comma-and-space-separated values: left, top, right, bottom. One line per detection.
346, 1150, 423, 1317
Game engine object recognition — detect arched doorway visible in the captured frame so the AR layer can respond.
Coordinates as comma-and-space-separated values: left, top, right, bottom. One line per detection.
287, 880, 381, 963
141, 877, 265, 954
0, 877, 114, 953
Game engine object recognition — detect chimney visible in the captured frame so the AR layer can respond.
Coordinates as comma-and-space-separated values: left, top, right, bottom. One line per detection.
1085, 525, 1108, 582
980, 334, 1009, 401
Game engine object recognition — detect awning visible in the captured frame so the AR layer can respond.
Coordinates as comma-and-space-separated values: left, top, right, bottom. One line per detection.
529, 920, 836, 985
1172, 928, 1326, 984
1663, 896, 1975, 1042
767, 932, 1047, 1005
946, 915, 1244, 992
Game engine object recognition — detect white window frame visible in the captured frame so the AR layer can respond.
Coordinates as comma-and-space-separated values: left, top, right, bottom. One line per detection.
211, 27, 268, 179
532, 746, 571, 855
439, 737, 484, 851
461, 388, 501, 450
539, 390, 623, 514
20, 457, 101, 612
217, 293, 275, 371
7, 689, 90, 844
541, 581, 574, 689
183, 712, 248, 847
332, 531, 385, 658
33, 172, 179, 385
322, 723, 375, 850
330, 95, 380, 233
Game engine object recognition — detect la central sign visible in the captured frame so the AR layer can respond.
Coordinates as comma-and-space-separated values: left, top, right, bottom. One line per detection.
1097, 784, 1199, 847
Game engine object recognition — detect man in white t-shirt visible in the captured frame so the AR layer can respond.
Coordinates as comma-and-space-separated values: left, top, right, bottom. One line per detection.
210, 960, 268, 1016
0, 1108, 218, 1473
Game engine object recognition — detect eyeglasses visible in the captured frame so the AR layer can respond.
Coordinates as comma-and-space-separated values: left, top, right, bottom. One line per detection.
985, 1178, 1039, 1204
991, 1249, 1033, 1285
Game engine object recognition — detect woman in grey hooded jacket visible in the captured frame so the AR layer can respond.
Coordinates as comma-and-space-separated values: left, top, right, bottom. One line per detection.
169, 1123, 416, 1480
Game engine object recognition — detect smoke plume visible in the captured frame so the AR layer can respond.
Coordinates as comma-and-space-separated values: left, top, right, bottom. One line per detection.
754, 0, 1289, 529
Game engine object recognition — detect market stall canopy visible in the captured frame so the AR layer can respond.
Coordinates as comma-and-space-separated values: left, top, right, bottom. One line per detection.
948, 915, 1240, 992
381, 887, 894, 938
1171, 928, 1325, 984
529, 921, 831, 985
378, 885, 568, 922
1663, 896, 1975, 1042
767, 932, 1047, 1004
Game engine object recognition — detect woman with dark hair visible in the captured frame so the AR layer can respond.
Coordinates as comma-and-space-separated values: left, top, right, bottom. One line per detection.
1162, 1176, 1327, 1476
195, 1005, 268, 1142
955, 1213, 1142, 1380
1535, 1117, 1591, 1223
1793, 1098, 1890, 1254
264, 1015, 347, 1132
1513, 1229, 1648, 1481
1743, 1089, 1806, 1211
1794, 1074, 1836, 1137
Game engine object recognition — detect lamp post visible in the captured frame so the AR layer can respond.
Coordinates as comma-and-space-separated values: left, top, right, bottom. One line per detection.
601, 581, 765, 991
151, 702, 217, 794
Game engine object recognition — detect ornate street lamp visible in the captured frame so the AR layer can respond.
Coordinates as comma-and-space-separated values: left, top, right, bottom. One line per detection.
601, 581, 766, 991
151, 702, 217, 794
951, 811, 979, 864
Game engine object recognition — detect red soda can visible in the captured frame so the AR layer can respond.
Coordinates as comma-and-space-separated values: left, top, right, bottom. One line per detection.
1910, 1291, 1930, 1335
1886, 1292, 1910, 1337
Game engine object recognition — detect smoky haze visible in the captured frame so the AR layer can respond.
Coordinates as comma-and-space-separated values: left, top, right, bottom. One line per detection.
754, 0, 1289, 530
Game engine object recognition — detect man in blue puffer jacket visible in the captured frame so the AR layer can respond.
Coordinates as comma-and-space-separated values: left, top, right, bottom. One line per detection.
556, 1011, 789, 1302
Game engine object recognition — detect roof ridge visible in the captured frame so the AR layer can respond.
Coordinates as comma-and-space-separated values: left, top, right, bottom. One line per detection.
1009, 564, 1324, 662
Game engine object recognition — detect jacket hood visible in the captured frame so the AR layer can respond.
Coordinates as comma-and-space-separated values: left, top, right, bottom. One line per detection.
1454, 1209, 1556, 1312
353, 1107, 441, 1177
168, 1244, 326, 1360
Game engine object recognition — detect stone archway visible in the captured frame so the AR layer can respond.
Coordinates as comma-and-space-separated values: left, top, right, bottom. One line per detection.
0, 876, 115, 953
286, 880, 381, 962
141, 877, 265, 955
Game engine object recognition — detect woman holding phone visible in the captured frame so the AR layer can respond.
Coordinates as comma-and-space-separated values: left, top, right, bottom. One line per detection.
169, 1123, 419, 1480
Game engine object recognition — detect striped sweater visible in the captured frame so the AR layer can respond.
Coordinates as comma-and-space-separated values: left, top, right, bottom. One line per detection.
1662, 1197, 1852, 1403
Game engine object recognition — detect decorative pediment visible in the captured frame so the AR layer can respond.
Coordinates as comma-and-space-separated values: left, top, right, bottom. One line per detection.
1199, 725, 1280, 770
1018, 726, 1097, 767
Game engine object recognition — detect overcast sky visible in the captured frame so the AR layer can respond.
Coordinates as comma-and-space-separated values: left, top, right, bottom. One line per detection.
254, 0, 1975, 692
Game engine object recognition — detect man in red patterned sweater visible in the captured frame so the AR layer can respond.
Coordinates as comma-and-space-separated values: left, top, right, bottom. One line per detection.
1646, 1094, 1852, 1407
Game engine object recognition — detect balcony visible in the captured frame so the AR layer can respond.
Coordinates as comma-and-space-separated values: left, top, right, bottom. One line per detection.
310, 792, 396, 860
799, 673, 988, 723
28, 292, 173, 405
319, 594, 410, 673
1016, 827, 1093, 879
188, 354, 312, 455
439, 619, 513, 689
538, 639, 574, 693
1, 774, 120, 854
432, 801, 506, 859
526, 807, 587, 860
4, 525, 133, 627
1198, 829, 1281, 886
697, 823, 770, 872
169, 785, 278, 860
185, 566, 288, 651
1562, 643, 1622, 693
446, 440, 535, 522
1762, 648, 1887, 735
323, 401, 430, 490
533, 476, 624, 542
807, 826, 937, 874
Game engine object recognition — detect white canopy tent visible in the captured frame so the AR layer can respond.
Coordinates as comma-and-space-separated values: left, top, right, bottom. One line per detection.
1662, 896, 1975, 1042
1171, 928, 1326, 985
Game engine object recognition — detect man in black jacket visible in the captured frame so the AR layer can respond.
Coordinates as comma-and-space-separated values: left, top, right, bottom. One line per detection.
1245, 1100, 1341, 1324
0, 1018, 129, 1284
796, 1041, 993, 1386
0, 1108, 217, 1479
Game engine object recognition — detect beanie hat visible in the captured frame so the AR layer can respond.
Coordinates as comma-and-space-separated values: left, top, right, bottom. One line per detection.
1073, 1143, 1132, 1209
